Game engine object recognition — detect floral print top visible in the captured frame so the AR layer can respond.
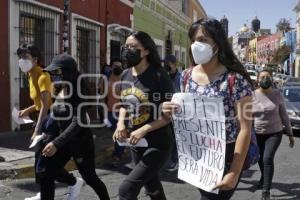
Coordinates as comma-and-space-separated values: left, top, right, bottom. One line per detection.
180, 69, 253, 143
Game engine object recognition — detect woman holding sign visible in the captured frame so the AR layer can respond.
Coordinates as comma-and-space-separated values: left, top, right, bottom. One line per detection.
162, 18, 253, 200
113, 31, 174, 200
253, 69, 294, 200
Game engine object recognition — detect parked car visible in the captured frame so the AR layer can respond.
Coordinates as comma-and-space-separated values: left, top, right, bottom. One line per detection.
284, 77, 300, 86
247, 69, 257, 82
282, 86, 300, 131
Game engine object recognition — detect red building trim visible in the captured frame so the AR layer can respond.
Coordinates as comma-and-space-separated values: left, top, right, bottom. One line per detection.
0, 0, 11, 132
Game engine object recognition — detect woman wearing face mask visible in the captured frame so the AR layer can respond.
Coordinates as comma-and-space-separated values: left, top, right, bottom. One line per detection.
106, 58, 126, 167
113, 31, 174, 200
17, 44, 52, 144
40, 54, 110, 200
253, 69, 294, 200
18, 45, 86, 200
162, 18, 253, 200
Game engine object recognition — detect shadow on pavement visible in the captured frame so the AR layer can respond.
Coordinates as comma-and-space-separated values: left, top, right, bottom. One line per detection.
238, 179, 300, 200
241, 169, 258, 178
98, 155, 185, 184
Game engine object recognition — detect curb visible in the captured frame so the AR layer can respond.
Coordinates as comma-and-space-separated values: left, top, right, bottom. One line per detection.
0, 146, 114, 180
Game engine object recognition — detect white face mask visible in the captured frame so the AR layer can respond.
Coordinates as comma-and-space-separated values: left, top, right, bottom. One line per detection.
19, 59, 33, 73
191, 41, 215, 65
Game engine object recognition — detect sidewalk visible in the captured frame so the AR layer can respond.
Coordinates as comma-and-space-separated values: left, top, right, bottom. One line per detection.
0, 128, 114, 180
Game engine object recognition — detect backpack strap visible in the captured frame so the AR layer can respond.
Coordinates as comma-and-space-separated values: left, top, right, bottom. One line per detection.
228, 73, 236, 96
183, 67, 194, 92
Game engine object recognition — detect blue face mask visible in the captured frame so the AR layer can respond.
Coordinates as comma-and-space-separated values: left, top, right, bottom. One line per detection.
51, 74, 63, 82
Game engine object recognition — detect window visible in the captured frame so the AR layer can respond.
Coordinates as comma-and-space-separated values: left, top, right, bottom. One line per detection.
74, 18, 100, 85
18, 2, 60, 89
175, 50, 180, 61
72, 16, 101, 102
181, 51, 186, 67
156, 45, 163, 59
182, 0, 188, 14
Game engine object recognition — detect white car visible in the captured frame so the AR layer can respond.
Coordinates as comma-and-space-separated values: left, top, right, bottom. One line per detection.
247, 70, 257, 82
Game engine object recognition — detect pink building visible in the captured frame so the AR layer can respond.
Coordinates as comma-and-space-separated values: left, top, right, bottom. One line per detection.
257, 33, 281, 65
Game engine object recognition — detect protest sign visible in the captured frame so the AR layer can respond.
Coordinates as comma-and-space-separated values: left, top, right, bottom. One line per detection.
172, 93, 226, 193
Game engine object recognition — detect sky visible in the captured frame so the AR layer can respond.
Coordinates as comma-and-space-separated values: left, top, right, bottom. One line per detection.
200, 0, 298, 37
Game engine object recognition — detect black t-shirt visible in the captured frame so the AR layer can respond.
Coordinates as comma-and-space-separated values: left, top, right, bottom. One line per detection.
120, 65, 175, 149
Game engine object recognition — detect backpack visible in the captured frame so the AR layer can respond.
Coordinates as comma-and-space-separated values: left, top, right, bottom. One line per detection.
182, 68, 259, 170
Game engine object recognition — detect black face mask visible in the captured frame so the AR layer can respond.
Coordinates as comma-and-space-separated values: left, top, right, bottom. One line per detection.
113, 67, 123, 76
259, 77, 272, 89
164, 64, 171, 72
122, 48, 142, 67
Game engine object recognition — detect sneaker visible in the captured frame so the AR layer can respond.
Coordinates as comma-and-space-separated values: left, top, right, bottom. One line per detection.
67, 177, 84, 200
24, 192, 41, 200
165, 162, 178, 172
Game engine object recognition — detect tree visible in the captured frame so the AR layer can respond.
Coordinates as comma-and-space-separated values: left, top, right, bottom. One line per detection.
276, 18, 291, 33
272, 45, 291, 64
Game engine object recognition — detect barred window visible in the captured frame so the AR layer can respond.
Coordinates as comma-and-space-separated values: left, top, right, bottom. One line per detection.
74, 18, 100, 85
17, 1, 60, 88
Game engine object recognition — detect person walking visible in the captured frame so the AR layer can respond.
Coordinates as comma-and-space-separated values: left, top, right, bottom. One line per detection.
113, 31, 174, 200
164, 54, 181, 172
253, 69, 295, 200
17, 44, 81, 200
39, 54, 110, 200
106, 58, 126, 167
162, 18, 253, 200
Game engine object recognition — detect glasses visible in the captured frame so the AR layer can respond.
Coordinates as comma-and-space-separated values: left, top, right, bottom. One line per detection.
122, 44, 143, 50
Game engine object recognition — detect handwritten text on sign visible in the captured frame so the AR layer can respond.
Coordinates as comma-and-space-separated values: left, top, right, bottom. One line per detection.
172, 93, 226, 193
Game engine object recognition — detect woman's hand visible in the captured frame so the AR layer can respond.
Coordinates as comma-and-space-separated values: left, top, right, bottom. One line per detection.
19, 109, 30, 118
42, 142, 58, 157
212, 171, 239, 191
289, 136, 295, 148
112, 122, 128, 142
162, 101, 179, 119
129, 128, 147, 145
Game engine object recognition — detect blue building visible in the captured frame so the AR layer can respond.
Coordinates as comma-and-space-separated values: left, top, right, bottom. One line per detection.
281, 30, 296, 75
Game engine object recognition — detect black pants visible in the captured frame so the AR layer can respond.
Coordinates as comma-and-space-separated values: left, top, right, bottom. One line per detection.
199, 143, 240, 200
256, 132, 282, 191
169, 125, 178, 163
39, 131, 110, 200
118, 147, 170, 200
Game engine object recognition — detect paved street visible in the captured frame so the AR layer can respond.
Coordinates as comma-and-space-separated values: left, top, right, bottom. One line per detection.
0, 135, 299, 200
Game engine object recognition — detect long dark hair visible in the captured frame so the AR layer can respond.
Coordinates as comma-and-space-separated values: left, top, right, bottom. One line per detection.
188, 18, 253, 87
129, 31, 162, 68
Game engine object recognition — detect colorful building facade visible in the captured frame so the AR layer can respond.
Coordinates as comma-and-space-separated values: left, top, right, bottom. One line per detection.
134, 0, 206, 68
1, 0, 133, 132
257, 33, 281, 65
248, 36, 268, 64
281, 30, 297, 75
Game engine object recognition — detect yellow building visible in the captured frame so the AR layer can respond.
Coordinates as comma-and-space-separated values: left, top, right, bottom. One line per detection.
249, 37, 258, 64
